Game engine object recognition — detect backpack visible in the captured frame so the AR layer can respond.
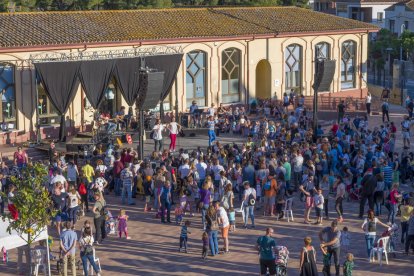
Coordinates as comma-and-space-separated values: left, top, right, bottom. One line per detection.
78, 183, 87, 195
82, 238, 94, 255
248, 191, 256, 206
263, 181, 271, 191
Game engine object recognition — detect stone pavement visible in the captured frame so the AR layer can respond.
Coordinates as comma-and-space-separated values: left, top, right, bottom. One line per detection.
1, 104, 414, 276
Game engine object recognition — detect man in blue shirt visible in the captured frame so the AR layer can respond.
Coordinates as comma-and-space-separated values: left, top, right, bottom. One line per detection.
256, 228, 276, 276
60, 221, 78, 276
189, 101, 199, 128
319, 220, 341, 276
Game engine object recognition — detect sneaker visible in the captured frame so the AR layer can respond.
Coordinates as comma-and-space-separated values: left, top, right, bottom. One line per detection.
126, 236, 131, 240
244, 225, 248, 229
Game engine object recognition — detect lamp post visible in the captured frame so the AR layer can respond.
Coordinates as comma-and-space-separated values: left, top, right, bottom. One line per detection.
400, 24, 406, 61
385, 47, 393, 87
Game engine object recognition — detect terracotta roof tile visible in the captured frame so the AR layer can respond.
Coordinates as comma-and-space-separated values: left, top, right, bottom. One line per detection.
0, 7, 378, 49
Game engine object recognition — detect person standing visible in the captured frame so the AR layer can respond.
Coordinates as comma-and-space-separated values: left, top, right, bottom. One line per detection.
152, 119, 166, 153
189, 101, 199, 128
92, 192, 106, 245
299, 237, 318, 276
407, 98, 414, 118
207, 115, 217, 147
242, 181, 256, 229
401, 200, 414, 244
214, 201, 230, 253
48, 141, 58, 163
205, 205, 219, 256
158, 180, 172, 223
388, 183, 401, 224
366, 92, 372, 116
283, 156, 292, 191
13, 146, 28, 169
334, 176, 345, 223
167, 117, 181, 152
79, 227, 101, 276
121, 162, 135, 206
404, 209, 414, 255
358, 169, 376, 219
112, 154, 124, 196
401, 116, 411, 149
256, 228, 276, 276
337, 100, 345, 123
361, 209, 389, 259
319, 220, 341, 276
381, 101, 390, 122
59, 221, 77, 276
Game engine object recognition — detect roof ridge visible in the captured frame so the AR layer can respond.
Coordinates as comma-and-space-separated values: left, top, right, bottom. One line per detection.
0, 6, 299, 16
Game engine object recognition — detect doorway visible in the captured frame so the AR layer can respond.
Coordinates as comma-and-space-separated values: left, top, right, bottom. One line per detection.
255, 60, 271, 100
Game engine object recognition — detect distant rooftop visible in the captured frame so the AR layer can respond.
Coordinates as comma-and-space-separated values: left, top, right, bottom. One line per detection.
0, 6, 378, 50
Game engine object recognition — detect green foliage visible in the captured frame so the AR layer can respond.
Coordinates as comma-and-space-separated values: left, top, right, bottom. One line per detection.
401, 30, 414, 60
1, 163, 56, 246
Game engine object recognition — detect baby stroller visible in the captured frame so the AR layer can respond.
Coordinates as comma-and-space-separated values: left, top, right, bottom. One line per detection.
274, 245, 289, 276
105, 210, 117, 235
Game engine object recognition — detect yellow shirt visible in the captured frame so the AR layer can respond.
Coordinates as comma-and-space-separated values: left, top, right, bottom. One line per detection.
401, 205, 414, 222
82, 165, 95, 183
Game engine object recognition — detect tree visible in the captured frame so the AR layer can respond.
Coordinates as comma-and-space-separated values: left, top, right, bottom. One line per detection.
1, 164, 56, 273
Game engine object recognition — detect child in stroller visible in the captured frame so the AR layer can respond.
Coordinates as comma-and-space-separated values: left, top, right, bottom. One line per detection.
274, 245, 289, 276
105, 209, 117, 235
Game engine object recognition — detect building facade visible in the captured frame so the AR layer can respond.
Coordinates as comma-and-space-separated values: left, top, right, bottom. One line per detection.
385, 0, 414, 35
0, 7, 377, 143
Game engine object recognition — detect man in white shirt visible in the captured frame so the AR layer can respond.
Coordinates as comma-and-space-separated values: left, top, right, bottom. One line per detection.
51, 169, 68, 193
178, 159, 191, 180
214, 201, 230, 253
196, 157, 207, 185
292, 151, 304, 191
242, 181, 256, 229
152, 119, 165, 153
366, 92, 372, 116
208, 103, 216, 117
211, 159, 224, 185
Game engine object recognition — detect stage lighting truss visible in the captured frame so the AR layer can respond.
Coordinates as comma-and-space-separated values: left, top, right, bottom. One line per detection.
28, 45, 183, 63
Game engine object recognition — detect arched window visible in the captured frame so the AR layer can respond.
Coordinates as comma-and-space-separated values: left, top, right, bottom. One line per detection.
341, 40, 356, 89
0, 63, 16, 128
315, 42, 330, 61
221, 48, 241, 103
186, 50, 207, 107
285, 44, 302, 92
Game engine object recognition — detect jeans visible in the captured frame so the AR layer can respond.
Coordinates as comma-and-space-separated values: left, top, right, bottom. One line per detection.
179, 236, 188, 250
160, 200, 171, 222
401, 221, 409, 243
388, 204, 398, 224
365, 234, 376, 257
382, 111, 390, 122
61, 254, 76, 276
285, 180, 291, 191
121, 184, 134, 205
68, 206, 79, 225
154, 139, 163, 152
201, 204, 209, 229
208, 230, 219, 256
243, 205, 255, 226
94, 216, 106, 243
208, 130, 216, 147
114, 177, 122, 196
81, 253, 100, 276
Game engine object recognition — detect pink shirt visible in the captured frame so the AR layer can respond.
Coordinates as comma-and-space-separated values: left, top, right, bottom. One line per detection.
390, 189, 399, 205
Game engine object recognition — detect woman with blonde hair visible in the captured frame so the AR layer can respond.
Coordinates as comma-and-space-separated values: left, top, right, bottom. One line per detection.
299, 236, 318, 276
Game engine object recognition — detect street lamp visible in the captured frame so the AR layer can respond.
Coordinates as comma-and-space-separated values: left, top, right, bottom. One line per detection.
400, 24, 406, 61
386, 47, 393, 87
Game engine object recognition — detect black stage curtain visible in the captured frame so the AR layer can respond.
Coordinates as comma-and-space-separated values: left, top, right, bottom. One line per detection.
145, 54, 183, 101
34, 61, 81, 142
114, 57, 141, 106
79, 59, 116, 109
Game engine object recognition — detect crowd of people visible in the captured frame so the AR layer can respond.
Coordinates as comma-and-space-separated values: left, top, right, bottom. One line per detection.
1, 92, 414, 276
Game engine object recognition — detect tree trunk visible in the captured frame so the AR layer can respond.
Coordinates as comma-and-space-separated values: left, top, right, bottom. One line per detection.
28, 232, 32, 276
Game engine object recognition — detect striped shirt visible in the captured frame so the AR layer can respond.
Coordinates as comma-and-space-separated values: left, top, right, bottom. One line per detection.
382, 165, 393, 184
207, 120, 216, 131
121, 168, 133, 186
180, 225, 188, 238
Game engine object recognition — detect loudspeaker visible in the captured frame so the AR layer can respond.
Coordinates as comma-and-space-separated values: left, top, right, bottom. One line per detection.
313, 60, 336, 92
137, 70, 165, 110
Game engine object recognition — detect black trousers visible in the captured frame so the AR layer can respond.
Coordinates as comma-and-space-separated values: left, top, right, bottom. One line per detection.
405, 234, 414, 253
359, 194, 374, 217
94, 216, 106, 243
366, 103, 371, 115
382, 111, 389, 122
323, 247, 341, 276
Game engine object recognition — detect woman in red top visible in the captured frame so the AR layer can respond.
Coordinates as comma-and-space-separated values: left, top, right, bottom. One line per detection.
388, 183, 401, 224
13, 146, 28, 169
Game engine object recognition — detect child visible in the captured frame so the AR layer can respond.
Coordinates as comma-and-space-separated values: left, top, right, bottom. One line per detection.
314, 188, 324, 225
341, 226, 350, 254
179, 188, 189, 214
229, 207, 236, 232
202, 231, 208, 259
105, 209, 117, 235
320, 244, 331, 276
343, 253, 354, 276
179, 220, 191, 253
175, 206, 184, 225
7, 185, 18, 220
143, 176, 152, 212
118, 209, 131, 239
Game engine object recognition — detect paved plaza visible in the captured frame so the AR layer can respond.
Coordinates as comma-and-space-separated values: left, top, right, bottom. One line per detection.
1, 106, 414, 276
